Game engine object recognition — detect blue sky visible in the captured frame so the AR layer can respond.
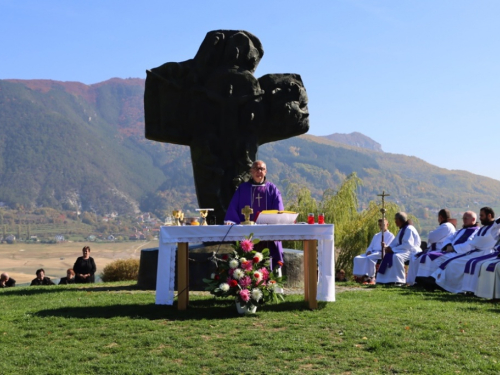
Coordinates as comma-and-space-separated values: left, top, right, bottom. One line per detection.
1, 0, 499, 180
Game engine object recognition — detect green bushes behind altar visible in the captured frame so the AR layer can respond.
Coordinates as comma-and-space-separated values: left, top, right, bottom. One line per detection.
284, 173, 418, 275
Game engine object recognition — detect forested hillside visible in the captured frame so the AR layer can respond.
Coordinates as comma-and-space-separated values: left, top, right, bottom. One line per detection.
1, 78, 499, 233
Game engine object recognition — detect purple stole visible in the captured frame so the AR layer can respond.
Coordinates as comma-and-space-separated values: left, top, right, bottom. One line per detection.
439, 250, 480, 270
464, 252, 499, 275
486, 258, 500, 272
378, 225, 408, 275
484, 246, 500, 272
419, 251, 444, 264
454, 227, 479, 245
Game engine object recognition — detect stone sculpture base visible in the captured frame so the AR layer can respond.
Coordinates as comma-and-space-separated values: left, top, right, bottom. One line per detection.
136, 244, 304, 290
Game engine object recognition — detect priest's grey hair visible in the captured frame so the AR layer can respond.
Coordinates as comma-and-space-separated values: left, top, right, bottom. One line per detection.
395, 212, 408, 223
251, 160, 266, 168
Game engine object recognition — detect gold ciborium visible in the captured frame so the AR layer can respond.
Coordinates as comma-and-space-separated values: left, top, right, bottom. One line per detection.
172, 210, 184, 226
196, 208, 214, 226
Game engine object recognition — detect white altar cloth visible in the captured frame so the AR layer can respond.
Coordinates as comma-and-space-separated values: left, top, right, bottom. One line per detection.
155, 224, 335, 305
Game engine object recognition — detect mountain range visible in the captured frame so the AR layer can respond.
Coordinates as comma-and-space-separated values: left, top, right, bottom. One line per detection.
1, 78, 499, 232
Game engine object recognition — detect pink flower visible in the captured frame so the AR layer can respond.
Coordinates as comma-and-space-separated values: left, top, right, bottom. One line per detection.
228, 269, 234, 277
259, 268, 269, 281
241, 239, 254, 253
239, 276, 251, 287
241, 260, 253, 271
239, 289, 250, 302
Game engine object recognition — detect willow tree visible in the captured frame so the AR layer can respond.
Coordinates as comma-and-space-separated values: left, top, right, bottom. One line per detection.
285, 173, 406, 275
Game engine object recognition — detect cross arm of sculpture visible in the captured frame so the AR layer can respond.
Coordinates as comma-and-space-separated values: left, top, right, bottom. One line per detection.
144, 30, 310, 223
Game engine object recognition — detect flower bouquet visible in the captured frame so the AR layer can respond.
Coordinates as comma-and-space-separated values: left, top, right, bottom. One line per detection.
203, 234, 285, 313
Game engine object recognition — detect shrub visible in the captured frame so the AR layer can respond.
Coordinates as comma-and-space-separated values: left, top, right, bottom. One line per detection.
101, 259, 140, 282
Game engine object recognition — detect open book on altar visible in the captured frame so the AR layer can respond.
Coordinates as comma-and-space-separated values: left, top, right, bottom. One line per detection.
255, 210, 299, 225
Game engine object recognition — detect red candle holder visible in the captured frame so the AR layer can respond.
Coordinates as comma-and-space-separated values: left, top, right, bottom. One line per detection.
307, 213, 315, 224
318, 213, 325, 224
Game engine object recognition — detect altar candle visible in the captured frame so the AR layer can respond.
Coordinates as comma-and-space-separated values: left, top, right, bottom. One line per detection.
307, 213, 315, 224
318, 213, 325, 224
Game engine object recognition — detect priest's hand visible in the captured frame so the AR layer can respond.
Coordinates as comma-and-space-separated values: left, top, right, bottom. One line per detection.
443, 245, 454, 253
366, 251, 372, 255
385, 247, 393, 254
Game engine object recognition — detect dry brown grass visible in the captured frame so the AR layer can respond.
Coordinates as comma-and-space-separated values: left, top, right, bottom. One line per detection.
0, 241, 154, 283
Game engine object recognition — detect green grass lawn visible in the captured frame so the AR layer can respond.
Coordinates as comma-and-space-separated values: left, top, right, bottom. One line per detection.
1, 283, 500, 374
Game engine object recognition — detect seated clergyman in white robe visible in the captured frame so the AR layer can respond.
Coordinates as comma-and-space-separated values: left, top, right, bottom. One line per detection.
353, 219, 395, 282
377, 212, 421, 285
407, 209, 456, 285
475, 216, 500, 299
432, 207, 500, 294
416, 211, 479, 283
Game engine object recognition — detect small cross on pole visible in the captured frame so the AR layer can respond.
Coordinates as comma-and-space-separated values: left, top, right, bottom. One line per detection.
377, 191, 390, 260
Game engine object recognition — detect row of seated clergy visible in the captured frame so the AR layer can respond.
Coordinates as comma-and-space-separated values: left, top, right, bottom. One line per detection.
352, 219, 395, 283
0, 273, 16, 288
376, 212, 422, 285
413, 210, 479, 285
407, 209, 457, 285
434, 207, 500, 295
411, 207, 500, 298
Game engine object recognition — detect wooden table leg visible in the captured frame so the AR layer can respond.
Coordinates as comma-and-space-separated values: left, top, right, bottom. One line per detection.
304, 240, 318, 309
177, 242, 189, 310
303, 240, 310, 302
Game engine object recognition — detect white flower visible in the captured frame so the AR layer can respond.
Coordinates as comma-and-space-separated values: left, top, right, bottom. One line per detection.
253, 252, 263, 263
233, 268, 245, 280
211, 273, 216, 279
219, 283, 230, 292
239, 257, 247, 262
253, 271, 263, 281
251, 288, 263, 301
229, 259, 239, 269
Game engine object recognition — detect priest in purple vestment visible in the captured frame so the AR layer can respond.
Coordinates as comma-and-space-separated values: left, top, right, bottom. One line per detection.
225, 160, 284, 268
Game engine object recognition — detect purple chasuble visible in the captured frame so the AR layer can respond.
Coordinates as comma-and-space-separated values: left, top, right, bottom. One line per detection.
225, 181, 284, 268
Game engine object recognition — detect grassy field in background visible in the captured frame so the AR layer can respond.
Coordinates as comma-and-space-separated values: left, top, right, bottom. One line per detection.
1, 283, 500, 374
0, 241, 154, 284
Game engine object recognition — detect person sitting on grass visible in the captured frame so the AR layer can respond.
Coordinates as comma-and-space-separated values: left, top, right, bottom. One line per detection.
73, 246, 96, 283
335, 269, 348, 282
30, 269, 55, 286
58, 269, 76, 285
0, 272, 16, 288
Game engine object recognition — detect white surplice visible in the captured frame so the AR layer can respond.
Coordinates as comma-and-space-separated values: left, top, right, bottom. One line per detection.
353, 231, 395, 278
407, 222, 456, 285
376, 225, 421, 284
433, 221, 500, 294
416, 226, 479, 279
475, 250, 500, 299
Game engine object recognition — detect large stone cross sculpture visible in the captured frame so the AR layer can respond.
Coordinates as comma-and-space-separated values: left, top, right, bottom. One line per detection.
144, 30, 309, 223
